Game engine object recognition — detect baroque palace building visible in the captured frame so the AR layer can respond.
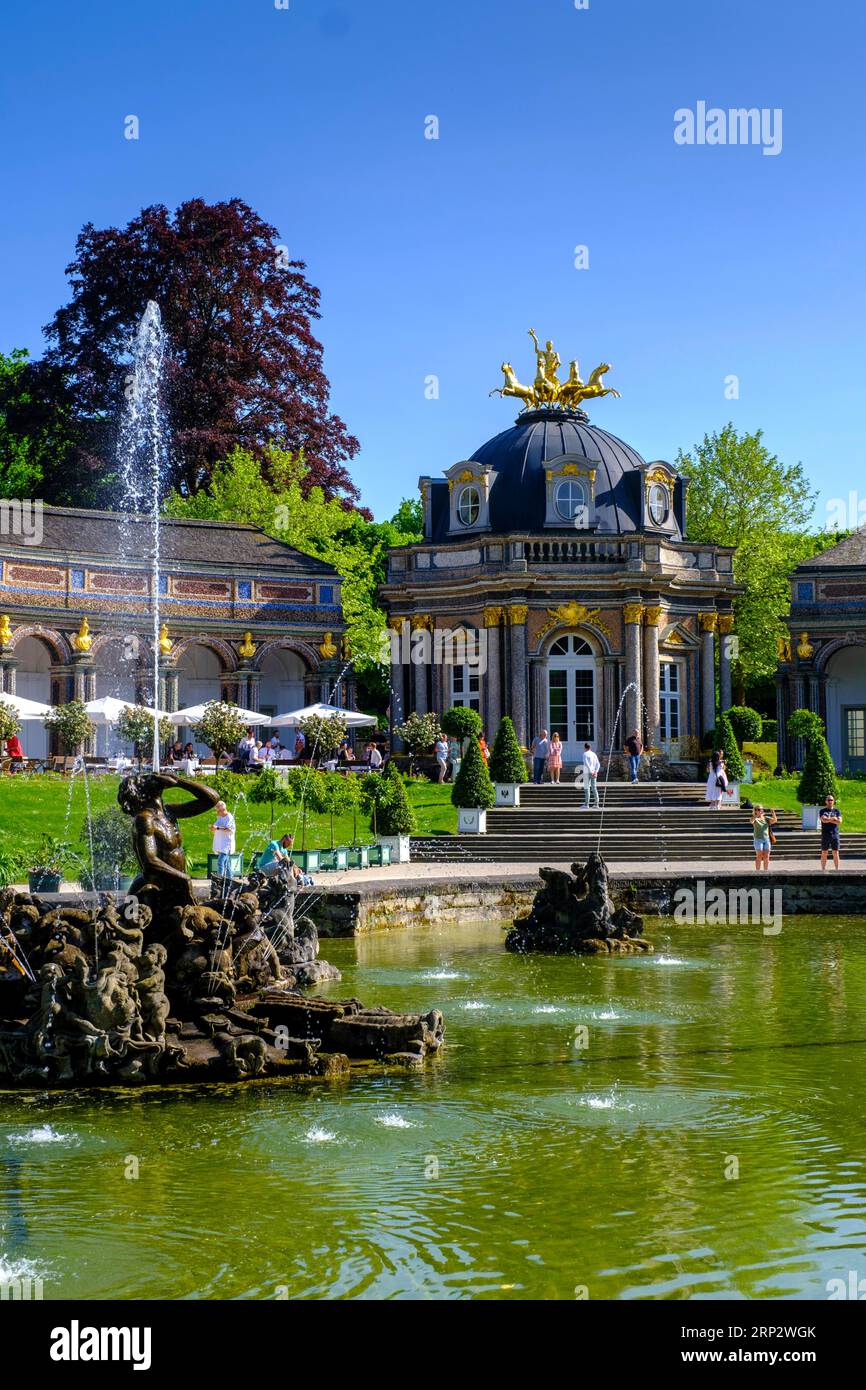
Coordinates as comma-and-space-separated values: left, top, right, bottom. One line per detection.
0, 506, 348, 758
380, 334, 739, 767
776, 527, 866, 775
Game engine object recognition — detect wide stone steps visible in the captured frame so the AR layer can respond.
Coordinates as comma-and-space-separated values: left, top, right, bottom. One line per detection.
411, 781, 865, 863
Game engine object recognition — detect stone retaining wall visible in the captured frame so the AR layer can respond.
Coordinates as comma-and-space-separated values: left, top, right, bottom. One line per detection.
305, 872, 866, 936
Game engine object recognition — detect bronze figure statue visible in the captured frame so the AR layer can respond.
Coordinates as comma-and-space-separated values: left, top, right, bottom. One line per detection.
118, 772, 220, 914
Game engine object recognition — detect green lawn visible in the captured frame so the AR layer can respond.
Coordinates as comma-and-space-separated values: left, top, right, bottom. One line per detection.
0, 772, 457, 877
745, 775, 866, 830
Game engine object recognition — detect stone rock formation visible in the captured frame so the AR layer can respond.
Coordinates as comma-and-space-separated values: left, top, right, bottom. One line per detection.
506, 852, 653, 955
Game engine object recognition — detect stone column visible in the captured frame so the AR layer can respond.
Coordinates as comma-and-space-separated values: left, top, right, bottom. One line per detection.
622, 602, 644, 740
410, 615, 432, 715
775, 675, 787, 773
699, 612, 717, 737
164, 670, 179, 713
483, 606, 502, 736
643, 604, 663, 750
507, 604, 529, 746
717, 613, 734, 714
0, 656, 17, 695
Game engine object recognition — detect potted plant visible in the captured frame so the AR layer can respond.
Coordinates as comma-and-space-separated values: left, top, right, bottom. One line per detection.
44, 700, 95, 760
788, 709, 838, 829
298, 712, 348, 765
284, 767, 324, 873
81, 807, 137, 891
713, 709, 744, 807
451, 735, 495, 833
373, 763, 415, 862
488, 715, 527, 806
116, 704, 174, 770
28, 835, 70, 894
393, 711, 441, 776
190, 701, 250, 766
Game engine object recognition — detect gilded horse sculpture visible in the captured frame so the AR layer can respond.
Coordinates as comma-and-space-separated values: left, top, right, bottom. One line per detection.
490, 333, 620, 414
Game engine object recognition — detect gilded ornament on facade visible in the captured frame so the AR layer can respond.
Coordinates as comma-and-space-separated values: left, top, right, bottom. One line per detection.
507, 604, 529, 625
644, 605, 664, 627
538, 601, 612, 638
796, 632, 814, 659
699, 612, 718, 633
72, 617, 93, 652
717, 614, 735, 635
238, 631, 256, 659
0, 615, 12, 649
388, 617, 404, 632
489, 330, 620, 414
158, 623, 173, 655
410, 614, 433, 632
483, 605, 504, 626
319, 631, 338, 658
623, 603, 644, 625
776, 634, 792, 662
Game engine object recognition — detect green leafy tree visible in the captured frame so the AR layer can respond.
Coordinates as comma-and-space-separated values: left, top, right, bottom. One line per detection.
377, 763, 416, 836
677, 424, 844, 694
44, 700, 95, 755
317, 771, 353, 848
441, 705, 483, 745
724, 705, 762, 748
299, 712, 347, 759
714, 710, 745, 782
0, 701, 21, 745
116, 704, 174, 769
0, 349, 82, 503
394, 710, 441, 771
488, 715, 527, 784
451, 736, 495, 810
83, 806, 136, 880
788, 709, 838, 804
247, 765, 294, 830
190, 701, 248, 762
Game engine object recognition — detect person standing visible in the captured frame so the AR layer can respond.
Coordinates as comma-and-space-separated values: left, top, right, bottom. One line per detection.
750, 804, 777, 871
624, 730, 643, 784
705, 752, 726, 810
820, 795, 842, 870
210, 800, 236, 879
530, 729, 550, 784
581, 742, 601, 808
547, 731, 563, 784
434, 734, 449, 783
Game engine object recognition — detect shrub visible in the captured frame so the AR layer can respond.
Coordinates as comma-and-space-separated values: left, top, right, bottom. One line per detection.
44, 700, 95, 755
787, 709, 839, 805
440, 705, 483, 743
724, 705, 762, 747
714, 710, 745, 782
0, 835, 24, 887
247, 765, 294, 829
116, 704, 174, 769
0, 700, 21, 745
377, 763, 416, 836
451, 736, 495, 810
190, 701, 249, 762
761, 718, 778, 741
488, 715, 527, 784
82, 806, 136, 879
394, 711, 441, 758
298, 712, 347, 758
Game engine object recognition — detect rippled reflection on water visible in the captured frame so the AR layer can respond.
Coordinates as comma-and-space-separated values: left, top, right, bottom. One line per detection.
2, 916, 866, 1300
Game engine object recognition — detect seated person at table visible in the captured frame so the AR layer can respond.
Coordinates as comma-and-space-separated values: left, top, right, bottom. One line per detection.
337, 738, 355, 764
166, 739, 184, 764
5, 733, 24, 771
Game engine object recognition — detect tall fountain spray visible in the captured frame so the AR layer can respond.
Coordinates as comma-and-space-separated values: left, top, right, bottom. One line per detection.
116, 301, 169, 772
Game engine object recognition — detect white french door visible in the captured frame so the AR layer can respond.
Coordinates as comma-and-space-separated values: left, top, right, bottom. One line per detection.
546, 635, 596, 761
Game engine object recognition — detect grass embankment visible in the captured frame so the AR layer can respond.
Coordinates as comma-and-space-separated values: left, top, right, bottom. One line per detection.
743, 776, 866, 829
0, 773, 456, 877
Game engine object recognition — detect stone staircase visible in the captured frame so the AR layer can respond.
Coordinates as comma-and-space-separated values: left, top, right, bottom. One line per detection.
411, 782, 866, 864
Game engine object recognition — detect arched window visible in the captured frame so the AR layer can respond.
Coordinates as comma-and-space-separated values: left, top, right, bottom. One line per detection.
648, 482, 669, 525
549, 635, 592, 657
554, 478, 587, 523
456, 484, 481, 526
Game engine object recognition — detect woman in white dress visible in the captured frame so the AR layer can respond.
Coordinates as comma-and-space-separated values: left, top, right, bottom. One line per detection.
705, 752, 726, 810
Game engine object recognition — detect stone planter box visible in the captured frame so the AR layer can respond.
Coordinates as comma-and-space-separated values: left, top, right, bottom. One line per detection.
494, 783, 521, 807
292, 848, 321, 873
720, 783, 741, 808
366, 843, 392, 867
206, 852, 244, 880
457, 808, 487, 834
91, 873, 135, 893
28, 871, 61, 894
346, 845, 371, 869
377, 834, 410, 864
318, 846, 350, 871
802, 805, 820, 830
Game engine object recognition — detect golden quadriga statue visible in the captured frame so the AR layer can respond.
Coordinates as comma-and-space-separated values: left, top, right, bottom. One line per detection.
490, 330, 621, 414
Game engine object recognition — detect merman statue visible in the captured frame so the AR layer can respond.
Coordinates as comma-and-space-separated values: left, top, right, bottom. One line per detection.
118, 772, 220, 915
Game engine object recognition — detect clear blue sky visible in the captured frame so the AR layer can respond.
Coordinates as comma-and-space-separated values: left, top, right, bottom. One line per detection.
1, 0, 863, 527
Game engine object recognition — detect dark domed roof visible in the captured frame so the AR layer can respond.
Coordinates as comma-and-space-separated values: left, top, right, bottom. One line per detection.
470, 409, 649, 535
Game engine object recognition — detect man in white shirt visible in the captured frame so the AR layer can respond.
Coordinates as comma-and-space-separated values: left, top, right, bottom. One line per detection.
210, 800, 237, 878
530, 729, 550, 784
581, 742, 601, 808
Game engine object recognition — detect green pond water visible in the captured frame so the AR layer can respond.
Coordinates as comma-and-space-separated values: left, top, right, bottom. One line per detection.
2, 914, 866, 1301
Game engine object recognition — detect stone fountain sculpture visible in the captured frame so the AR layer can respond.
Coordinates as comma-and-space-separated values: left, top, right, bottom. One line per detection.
506, 852, 652, 955
0, 774, 445, 1087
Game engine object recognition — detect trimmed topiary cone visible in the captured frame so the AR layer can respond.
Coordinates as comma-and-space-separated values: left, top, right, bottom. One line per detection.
451, 736, 495, 810
488, 715, 527, 785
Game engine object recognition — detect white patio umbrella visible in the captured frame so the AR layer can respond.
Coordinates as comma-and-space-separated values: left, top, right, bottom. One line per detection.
270, 701, 377, 728
169, 702, 269, 726
0, 691, 51, 720
84, 696, 167, 725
